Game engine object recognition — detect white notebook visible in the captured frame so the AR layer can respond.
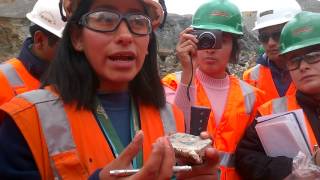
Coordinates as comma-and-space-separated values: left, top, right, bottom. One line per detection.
256, 109, 312, 158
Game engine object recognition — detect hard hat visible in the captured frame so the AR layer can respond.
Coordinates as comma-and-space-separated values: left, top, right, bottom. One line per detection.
191, 0, 243, 36
253, 1, 301, 31
141, 0, 165, 29
60, 0, 164, 30
280, 11, 320, 55
26, 0, 67, 38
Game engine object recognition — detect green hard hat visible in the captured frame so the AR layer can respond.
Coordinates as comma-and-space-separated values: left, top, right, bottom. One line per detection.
192, 0, 243, 36
280, 11, 320, 55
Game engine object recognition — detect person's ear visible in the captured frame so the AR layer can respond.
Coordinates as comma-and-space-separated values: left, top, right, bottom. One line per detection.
70, 28, 83, 51
33, 30, 47, 49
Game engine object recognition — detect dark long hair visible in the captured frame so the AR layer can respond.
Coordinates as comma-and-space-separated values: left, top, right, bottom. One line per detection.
230, 36, 240, 64
43, 0, 165, 110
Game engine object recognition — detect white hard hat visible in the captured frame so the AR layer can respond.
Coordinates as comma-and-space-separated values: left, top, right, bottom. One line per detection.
26, 0, 67, 38
252, 1, 302, 31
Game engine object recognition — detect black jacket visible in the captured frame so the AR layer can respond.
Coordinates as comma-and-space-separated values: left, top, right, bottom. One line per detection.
235, 91, 320, 180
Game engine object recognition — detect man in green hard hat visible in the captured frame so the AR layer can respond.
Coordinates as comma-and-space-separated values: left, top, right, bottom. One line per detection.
236, 11, 320, 180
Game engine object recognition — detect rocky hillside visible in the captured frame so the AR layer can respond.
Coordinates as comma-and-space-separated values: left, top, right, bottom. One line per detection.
1, 0, 320, 77
0, 17, 30, 61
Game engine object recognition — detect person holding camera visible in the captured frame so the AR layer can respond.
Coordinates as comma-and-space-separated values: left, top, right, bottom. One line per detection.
235, 11, 320, 179
173, 0, 265, 179
243, 3, 301, 102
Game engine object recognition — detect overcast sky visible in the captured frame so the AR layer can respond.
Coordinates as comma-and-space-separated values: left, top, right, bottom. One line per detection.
166, 0, 300, 14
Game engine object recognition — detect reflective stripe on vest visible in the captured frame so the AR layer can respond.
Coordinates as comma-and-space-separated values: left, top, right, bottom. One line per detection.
160, 102, 177, 134
18, 89, 177, 177
174, 71, 182, 84
219, 151, 235, 167
271, 97, 288, 113
249, 64, 261, 81
239, 80, 256, 114
18, 89, 75, 179
0, 63, 24, 88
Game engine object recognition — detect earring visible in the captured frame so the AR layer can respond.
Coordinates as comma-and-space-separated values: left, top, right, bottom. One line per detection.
75, 44, 83, 51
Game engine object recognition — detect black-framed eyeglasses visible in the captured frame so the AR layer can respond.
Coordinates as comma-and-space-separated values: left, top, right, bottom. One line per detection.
258, 31, 282, 43
286, 50, 320, 71
79, 10, 152, 36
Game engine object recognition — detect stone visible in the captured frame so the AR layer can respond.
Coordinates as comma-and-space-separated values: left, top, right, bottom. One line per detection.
169, 133, 212, 165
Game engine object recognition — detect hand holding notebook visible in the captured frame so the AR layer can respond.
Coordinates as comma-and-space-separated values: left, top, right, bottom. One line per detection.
255, 109, 312, 158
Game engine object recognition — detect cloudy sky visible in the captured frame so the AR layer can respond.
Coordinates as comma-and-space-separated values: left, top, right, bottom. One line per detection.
166, 0, 301, 14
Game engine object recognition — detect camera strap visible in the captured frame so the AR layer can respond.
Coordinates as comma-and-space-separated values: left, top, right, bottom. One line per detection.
94, 96, 143, 169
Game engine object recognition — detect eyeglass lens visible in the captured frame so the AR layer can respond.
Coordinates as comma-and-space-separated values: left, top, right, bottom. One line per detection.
258, 31, 281, 43
287, 51, 320, 71
81, 11, 151, 35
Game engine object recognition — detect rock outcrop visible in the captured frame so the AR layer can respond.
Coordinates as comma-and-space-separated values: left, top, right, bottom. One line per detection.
1, 0, 320, 77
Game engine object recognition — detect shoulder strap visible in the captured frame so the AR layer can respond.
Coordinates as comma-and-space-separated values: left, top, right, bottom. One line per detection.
0, 62, 24, 94
249, 64, 261, 81
18, 89, 81, 179
238, 79, 256, 115
271, 97, 289, 113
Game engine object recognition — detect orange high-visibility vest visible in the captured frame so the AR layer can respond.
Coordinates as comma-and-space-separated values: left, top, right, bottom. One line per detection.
0, 58, 40, 105
0, 88, 184, 179
195, 75, 264, 180
243, 64, 296, 102
162, 71, 182, 91
258, 95, 318, 152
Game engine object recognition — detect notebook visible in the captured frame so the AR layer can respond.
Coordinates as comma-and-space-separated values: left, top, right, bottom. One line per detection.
256, 109, 312, 158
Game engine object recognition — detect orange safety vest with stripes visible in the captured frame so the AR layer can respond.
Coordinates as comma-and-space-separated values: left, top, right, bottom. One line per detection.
163, 71, 264, 180
258, 95, 318, 152
195, 75, 264, 180
243, 64, 296, 102
0, 88, 184, 179
0, 58, 40, 105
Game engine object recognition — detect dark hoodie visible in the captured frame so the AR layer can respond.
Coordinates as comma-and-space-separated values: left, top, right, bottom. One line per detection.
17, 37, 49, 80
256, 54, 292, 97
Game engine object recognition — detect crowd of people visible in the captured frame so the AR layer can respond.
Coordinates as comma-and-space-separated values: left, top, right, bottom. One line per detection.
0, 0, 319, 179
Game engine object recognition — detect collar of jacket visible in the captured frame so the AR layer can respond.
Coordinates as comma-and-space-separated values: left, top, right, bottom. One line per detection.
296, 91, 320, 110
17, 37, 49, 80
257, 53, 291, 81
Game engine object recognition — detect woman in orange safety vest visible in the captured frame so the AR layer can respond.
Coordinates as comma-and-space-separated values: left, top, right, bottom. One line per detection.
236, 11, 320, 179
173, 0, 265, 179
0, 0, 220, 179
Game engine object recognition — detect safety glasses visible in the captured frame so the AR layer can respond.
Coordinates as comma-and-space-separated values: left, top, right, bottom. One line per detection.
258, 31, 282, 43
286, 50, 320, 71
79, 10, 152, 36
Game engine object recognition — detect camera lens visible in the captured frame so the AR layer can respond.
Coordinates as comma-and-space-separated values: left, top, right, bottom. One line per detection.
198, 32, 216, 50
